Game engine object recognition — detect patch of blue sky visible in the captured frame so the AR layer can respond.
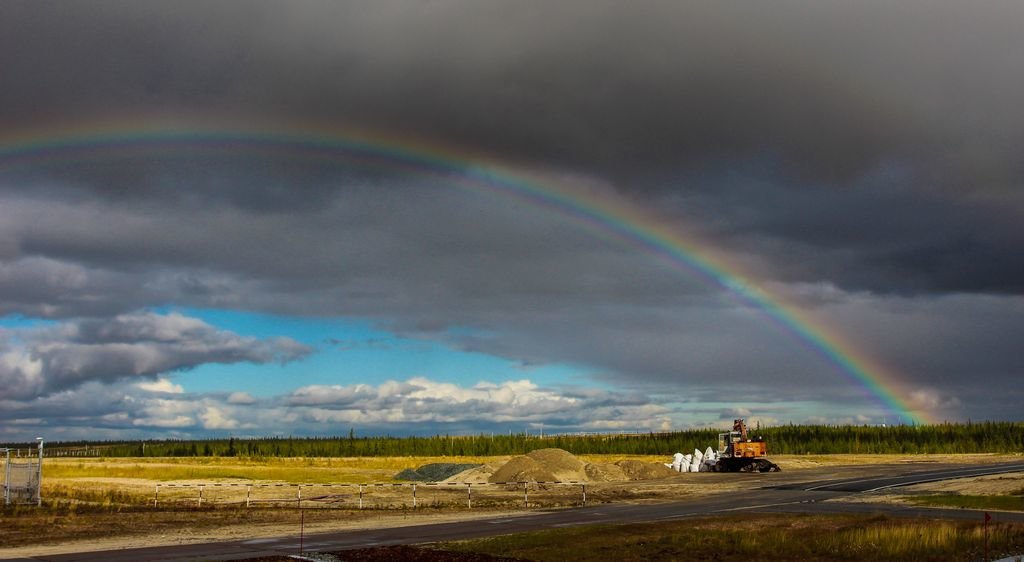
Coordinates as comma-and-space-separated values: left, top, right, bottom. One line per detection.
163, 307, 590, 396
0, 314, 59, 329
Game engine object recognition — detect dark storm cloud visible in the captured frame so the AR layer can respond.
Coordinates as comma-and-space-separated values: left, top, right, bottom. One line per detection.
0, 176, 709, 319
0, 312, 310, 400
2, 0, 1022, 294
2, 1, 1021, 178
678, 178, 1024, 294
0, 1, 1021, 426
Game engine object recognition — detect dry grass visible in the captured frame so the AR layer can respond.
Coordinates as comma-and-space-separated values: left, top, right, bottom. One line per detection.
23, 456, 513, 513
41, 455, 508, 483
36, 452, 1021, 483
443, 513, 1024, 561
7, 454, 1022, 554
0, 504, 436, 549
910, 494, 1024, 511
30, 454, 1022, 512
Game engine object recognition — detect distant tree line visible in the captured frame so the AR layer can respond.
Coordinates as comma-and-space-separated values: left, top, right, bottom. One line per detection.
7, 421, 1022, 458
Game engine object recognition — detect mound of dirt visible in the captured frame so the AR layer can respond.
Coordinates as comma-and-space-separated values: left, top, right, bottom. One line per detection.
395, 463, 481, 482
489, 448, 591, 483
524, 448, 587, 480
584, 462, 627, 481
615, 460, 678, 480
489, 455, 559, 483
486, 448, 679, 483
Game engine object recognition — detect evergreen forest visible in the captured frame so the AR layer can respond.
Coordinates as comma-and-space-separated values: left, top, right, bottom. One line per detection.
7, 421, 1021, 458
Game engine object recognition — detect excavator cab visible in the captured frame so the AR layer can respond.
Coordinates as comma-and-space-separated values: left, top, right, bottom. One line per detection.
717, 430, 742, 457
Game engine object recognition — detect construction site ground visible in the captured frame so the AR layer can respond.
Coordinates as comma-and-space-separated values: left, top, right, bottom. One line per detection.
1, 453, 1021, 558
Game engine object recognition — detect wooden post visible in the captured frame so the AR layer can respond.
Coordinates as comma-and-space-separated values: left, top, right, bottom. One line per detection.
246, 485, 252, 508
198, 485, 204, 508
467, 483, 472, 509
412, 483, 417, 508
581, 483, 586, 507
153, 485, 159, 508
297, 485, 302, 509
358, 484, 363, 509
523, 483, 528, 508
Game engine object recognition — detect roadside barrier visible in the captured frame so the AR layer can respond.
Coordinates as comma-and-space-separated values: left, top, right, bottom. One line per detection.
151, 481, 588, 510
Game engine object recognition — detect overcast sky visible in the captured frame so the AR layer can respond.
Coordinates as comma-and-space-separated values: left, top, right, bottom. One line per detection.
1, 1, 1022, 441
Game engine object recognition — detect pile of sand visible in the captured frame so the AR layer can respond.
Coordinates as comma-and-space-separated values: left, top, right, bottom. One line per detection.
615, 460, 678, 480
584, 462, 627, 481
442, 448, 678, 484
487, 448, 591, 482
490, 455, 560, 483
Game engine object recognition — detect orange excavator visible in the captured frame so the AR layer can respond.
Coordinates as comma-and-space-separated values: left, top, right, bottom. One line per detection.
713, 418, 781, 472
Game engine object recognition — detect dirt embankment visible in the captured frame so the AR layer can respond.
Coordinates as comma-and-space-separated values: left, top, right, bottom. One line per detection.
444, 448, 676, 483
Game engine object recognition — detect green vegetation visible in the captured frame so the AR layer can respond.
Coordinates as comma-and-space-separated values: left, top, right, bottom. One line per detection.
909, 491, 1024, 512
5, 421, 1023, 458
443, 514, 1024, 561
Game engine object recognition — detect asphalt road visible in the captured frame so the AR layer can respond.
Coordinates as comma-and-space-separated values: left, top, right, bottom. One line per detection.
15, 461, 1024, 562
777, 461, 1024, 493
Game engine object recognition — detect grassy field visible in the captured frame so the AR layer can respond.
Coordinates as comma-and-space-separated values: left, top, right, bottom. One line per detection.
910, 493, 1024, 511
36, 452, 1020, 481
38, 453, 670, 480
442, 513, 1024, 561
4, 453, 1023, 554
12, 454, 653, 521
38, 455, 506, 483
14, 453, 1021, 511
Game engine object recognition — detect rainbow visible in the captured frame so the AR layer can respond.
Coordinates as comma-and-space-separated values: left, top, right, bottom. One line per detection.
0, 119, 931, 424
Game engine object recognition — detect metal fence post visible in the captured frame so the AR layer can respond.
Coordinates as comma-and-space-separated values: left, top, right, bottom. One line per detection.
36, 438, 43, 507
297, 485, 302, 509
4, 449, 11, 506
581, 483, 586, 507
